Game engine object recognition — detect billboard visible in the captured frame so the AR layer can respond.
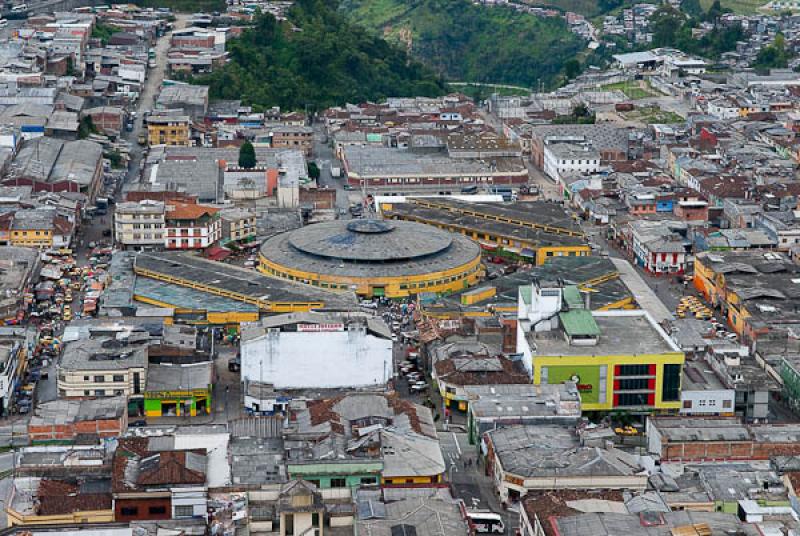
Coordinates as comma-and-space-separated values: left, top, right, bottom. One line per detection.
545, 364, 603, 405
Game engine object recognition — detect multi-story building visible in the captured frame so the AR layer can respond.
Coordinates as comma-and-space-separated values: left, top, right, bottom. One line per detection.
113, 200, 166, 250
57, 334, 148, 400
542, 142, 602, 183
268, 125, 313, 155
164, 202, 221, 250
7, 208, 72, 249
220, 208, 257, 243
517, 281, 684, 412
629, 220, 688, 275
146, 114, 191, 147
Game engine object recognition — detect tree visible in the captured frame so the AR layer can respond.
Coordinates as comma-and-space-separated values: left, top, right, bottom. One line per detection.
78, 116, 97, 139
704, 0, 723, 22
681, 0, 703, 18
651, 6, 683, 48
238, 141, 256, 169
754, 32, 791, 70
564, 59, 581, 81
307, 161, 321, 180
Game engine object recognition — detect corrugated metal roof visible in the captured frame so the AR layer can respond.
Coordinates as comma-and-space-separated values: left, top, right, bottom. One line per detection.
559, 310, 600, 337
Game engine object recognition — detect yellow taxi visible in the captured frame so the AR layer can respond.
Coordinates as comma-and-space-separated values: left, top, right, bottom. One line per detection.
63, 305, 72, 321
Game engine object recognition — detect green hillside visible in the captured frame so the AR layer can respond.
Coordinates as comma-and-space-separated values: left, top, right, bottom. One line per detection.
194, 0, 446, 110
340, 0, 585, 89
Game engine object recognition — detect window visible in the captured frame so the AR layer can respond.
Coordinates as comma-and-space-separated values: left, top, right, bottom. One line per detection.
662, 364, 681, 402
84, 390, 90, 396
174, 505, 193, 517
149, 506, 167, 515
94, 375, 105, 383
113, 375, 124, 382
361, 477, 377, 485
120, 507, 138, 516
83, 375, 90, 381
616, 393, 649, 406
94, 389, 105, 396
618, 364, 651, 376
330, 478, 347, 488
723, 399, 732, 408
682, 400, 692, 409
617, 378, 650, 390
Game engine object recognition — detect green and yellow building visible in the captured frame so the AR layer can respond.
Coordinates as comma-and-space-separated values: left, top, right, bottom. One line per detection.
518, 283, 684, 413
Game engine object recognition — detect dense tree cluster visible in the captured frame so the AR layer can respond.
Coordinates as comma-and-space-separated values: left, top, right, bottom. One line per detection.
341, 0, 584, 90
195, 0, 446, 110
650, 5, 744, 59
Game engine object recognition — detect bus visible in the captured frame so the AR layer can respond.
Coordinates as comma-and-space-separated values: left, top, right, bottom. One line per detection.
466, 511, 505, 534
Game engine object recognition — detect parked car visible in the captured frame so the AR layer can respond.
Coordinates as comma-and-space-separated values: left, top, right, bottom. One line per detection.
228, 356, 241, 372
410, 381, 428, 393
130, 419, 147, 427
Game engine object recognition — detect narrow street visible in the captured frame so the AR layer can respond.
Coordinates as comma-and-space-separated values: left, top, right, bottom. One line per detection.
120, 13, 189, 193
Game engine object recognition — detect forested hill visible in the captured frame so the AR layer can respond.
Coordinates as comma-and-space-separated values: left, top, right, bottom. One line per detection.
339, 0, 585, 90
194, 0, 447, 110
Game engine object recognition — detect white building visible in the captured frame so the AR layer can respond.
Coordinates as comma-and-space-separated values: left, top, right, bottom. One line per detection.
240, 317, 392, 413
113, 200, 166, 250
707, 98, 740, 120
543, 142, 601, 183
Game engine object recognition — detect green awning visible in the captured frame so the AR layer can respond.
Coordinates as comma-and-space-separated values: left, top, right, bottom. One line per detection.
559, 310, 600, 337
562, 285, 584, 310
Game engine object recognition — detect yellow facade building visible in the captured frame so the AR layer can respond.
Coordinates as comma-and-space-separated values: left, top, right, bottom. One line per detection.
259, 219, 483, 298
146, 115, 191, 146
518, 283, 684, 413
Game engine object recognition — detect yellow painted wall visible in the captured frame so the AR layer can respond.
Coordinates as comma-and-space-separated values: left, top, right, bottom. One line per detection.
147, 123, 190, 146
381, 474, 442, 485
7, 508, 114, 527
10, 230, 53, 248
533, 352, 685, 411
258, 252, 483, 298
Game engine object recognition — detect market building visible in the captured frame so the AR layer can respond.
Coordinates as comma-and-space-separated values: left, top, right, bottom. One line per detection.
132, 251, 357, 324
382, 198, 590, 264
258, 219, 483, 298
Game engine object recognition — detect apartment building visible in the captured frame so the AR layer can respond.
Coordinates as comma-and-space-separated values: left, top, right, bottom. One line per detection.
146, 114, 191, 147
164, 201, 221, 250
220, 208, 257, 243
114, 200, 166, 250
57, 335, 147, 399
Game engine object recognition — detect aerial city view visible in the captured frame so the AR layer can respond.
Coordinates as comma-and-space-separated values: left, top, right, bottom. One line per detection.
5, 0, 800, 534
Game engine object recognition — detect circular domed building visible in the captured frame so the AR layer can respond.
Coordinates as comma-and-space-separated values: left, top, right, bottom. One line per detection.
258, 219, 482, 298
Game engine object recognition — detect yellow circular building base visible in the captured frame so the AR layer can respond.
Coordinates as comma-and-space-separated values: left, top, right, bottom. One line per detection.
258, 220, 483, 298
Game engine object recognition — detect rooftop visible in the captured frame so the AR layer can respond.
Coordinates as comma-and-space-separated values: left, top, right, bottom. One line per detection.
133, 252, 357, 309
343, 146, 525, 178
59, 333, 149, 371
29, 396, 127, 427
259, 219, 481, 279
530, 310, 680, 357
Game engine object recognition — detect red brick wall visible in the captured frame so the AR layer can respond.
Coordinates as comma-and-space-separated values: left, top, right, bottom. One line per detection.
662, 440, 800, 462
115, 497, 172, 521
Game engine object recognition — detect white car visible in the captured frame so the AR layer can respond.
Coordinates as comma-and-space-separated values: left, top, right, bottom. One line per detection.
407, 372, 423, 382
410, 381, 428, 393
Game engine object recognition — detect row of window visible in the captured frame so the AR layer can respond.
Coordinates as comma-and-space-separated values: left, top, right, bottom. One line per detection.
305, 477, 377, 488
683, 398, 733, 409
83, 389, 124, 396
83, 374, 125, 382
120, 505, 193, 517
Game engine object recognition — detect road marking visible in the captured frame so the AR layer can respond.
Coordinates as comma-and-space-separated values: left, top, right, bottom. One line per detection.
452, 432, 461, 456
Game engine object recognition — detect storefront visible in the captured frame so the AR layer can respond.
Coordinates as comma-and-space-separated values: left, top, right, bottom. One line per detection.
144, 388, 211, 418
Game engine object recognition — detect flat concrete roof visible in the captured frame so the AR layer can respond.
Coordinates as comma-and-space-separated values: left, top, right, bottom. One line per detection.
530, 310, 680, 357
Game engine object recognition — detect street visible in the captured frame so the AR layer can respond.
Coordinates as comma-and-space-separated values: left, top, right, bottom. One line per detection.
119, 14, 188, 194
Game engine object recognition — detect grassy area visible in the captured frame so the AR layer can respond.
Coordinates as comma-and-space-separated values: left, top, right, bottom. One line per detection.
699, 0, 767, 14
625, 106, 684, 124
601, 80, 660, 100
